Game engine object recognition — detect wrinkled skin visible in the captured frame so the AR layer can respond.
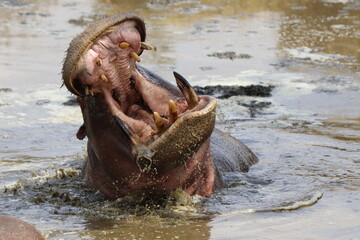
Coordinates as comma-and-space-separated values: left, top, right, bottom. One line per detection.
62, 13, 258, 199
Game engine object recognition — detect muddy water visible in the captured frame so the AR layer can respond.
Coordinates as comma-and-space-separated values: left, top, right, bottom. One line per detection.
0, 0, 359, 239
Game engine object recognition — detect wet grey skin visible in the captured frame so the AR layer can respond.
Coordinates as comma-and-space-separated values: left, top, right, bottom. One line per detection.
62, 13, 258, 198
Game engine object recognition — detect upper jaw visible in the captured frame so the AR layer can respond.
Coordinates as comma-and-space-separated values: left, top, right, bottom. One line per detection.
62, 14, 217, 172
62, 13, 146, 96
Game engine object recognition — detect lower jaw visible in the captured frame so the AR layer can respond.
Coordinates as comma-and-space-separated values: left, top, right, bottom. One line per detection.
84, 138, 215, 199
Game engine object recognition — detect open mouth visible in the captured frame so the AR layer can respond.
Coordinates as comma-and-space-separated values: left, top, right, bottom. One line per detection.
62, 14, 216, 173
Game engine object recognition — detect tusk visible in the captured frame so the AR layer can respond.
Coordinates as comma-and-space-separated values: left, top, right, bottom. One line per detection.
100, 74, 109, 83
85, 86, 90, 96
141, 42, 157, 51
114, 115, 138, 145
173, 71, 199, 109
119, 42, 130, 49
129, 51, 141, 62
154, 112, 165, 132
168, 100, 178, 123
96, 59, 102, 66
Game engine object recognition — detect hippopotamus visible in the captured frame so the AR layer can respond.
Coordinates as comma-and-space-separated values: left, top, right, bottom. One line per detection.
0, 215, 44, 240
62, 13, 258, 199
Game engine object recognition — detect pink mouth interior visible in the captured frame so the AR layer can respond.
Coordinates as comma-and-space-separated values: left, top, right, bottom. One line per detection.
72, 20, 194, 143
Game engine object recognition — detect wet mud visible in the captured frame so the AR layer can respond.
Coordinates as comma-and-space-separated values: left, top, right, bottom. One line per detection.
194, 84, 274, 98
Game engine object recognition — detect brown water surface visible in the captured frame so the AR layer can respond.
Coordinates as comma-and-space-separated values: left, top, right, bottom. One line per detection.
0, 0, 359, 239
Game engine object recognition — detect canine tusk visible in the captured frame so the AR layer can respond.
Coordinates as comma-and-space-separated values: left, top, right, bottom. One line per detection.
168, 100, 178, 123
129, 51, 141, 62
141, 42, 157, 51
119, 42, 130, 49
154, 112, 165, 132
173, 71, 199, 110
100, 74, 109, 83
96, 59, 102, 66
85, 86, 90, 96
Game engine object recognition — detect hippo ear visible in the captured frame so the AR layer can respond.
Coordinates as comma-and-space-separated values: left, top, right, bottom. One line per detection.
210, 128, 259, 173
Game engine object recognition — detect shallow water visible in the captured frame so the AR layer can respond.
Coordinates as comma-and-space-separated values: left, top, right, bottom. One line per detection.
0, 0, 359, 239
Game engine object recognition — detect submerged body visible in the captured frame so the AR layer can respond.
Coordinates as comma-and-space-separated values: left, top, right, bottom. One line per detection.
0, 215, 44, 240
62, 13, 258, 199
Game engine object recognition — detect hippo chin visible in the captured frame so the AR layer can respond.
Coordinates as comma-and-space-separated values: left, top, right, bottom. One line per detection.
62, 13, 258, 199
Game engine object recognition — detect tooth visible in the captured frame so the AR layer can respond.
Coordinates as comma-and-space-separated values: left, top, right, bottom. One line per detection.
151, 129, 157, 135
168, 100, 178, 123
100, 74, 109, 83
96, 59, 102, 66
119, 42, 130, 49
129, 51, 141, 62
154, 112, 164, 132
85, 86, 90, 96
114, 115, 138, 145
173, 72, 199, 109
141, 42, 157, 51
85, 86, 94, 96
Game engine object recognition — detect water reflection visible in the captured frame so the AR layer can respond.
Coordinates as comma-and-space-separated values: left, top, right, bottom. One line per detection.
92, 0, 359, 75
77, 217, 211, 240
279, 0, 360, 72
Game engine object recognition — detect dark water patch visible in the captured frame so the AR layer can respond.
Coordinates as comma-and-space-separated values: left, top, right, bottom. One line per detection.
175, 4, 217, 14
207, 51, 251, 60
147, 0, 217, 14
214, 192, 323, 214
0, 0, 28, 8
68, 14, 107, 27
312, 75, 353, 86
62, 96, 78, 106
36, 99, 51, 105
258, 192, 323, 212
237, 101, 272, 118
313, 88, 338, 94
0, 88, 12, 93
18, 12, 51, 18
311, 144, 355, 152
270, 59, 298, 68
194, 85, 274, 99
205, 168, 322, 215
68, 18, 91, 27
199, 66, 214, 71
146, 0, 198, 9
280, 117, 360, 143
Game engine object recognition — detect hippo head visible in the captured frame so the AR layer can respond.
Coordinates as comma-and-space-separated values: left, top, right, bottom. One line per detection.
62, 14, 217, 198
